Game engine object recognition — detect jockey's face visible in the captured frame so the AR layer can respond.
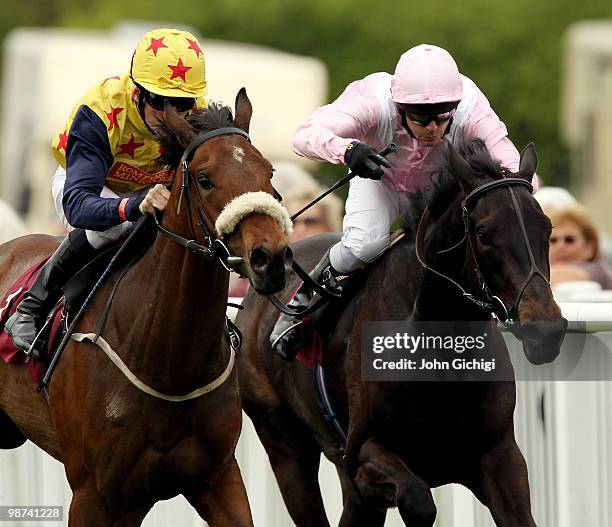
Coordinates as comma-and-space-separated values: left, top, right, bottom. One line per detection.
143, 102, 190, 134
405, 118, 450, 147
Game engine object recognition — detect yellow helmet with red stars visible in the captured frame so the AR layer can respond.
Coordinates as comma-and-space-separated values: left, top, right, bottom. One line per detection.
130, 28, 207, 98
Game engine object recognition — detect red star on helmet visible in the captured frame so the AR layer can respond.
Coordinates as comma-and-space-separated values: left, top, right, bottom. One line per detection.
105, 106, 124, 131
147, 37, 167, 57
118, 134, 145, 159
57, 130, 68, 151
168, 58, 192, 81
186, 39, 202, 58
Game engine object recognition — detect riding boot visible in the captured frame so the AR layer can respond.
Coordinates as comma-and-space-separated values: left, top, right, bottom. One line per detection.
4, 229, 96, 360
270, 250, 342, 362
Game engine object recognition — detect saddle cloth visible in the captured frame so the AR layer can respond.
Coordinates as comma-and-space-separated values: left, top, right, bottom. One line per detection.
297, 324, 325, 369
288, 230, 406, 369
0, 258, 65, 383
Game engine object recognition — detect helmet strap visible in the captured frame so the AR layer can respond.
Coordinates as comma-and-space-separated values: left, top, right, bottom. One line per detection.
134, 84, 157, 135
444, 116, 454, 135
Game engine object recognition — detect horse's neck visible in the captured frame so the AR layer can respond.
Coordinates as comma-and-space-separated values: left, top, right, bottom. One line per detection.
414, 273, 483, 321
412, 202, 485, 322
120, 233, 230, 386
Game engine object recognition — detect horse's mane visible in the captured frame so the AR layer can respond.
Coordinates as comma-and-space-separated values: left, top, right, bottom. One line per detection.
402, 137, 509, 241
155, 102, 234, 169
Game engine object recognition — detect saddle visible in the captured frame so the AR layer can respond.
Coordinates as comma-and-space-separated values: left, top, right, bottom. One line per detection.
0, 216, 158, 383
292, 229, 406, 369
0, 215, 242, 386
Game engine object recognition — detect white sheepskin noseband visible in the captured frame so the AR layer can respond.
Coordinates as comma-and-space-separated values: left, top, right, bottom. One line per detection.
215, 191, 293, 237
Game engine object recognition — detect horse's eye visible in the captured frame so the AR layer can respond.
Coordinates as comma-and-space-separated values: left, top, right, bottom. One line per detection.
476, 228, 492, 246
198, 176, 213, 190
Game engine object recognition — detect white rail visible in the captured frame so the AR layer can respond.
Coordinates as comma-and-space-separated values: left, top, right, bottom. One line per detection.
1, 298, 611, 526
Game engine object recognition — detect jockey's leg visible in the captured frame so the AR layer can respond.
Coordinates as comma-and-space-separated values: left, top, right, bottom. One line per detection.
270, 177, 401, 361
5, 229, 96, 360
270, 249, 340, 361
7, 165, 135, 360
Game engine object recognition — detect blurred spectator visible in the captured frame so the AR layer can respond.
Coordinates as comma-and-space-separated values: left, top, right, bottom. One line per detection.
534, 186, 577, 215
284, 188, 342, 243
272, 161, 342, 242
270, 161, 321, 198
0, 199, 27, 243
535, 186, 612, 267
547, 204, 612, 290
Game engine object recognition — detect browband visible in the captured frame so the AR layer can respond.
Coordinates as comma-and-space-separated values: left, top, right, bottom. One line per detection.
183, 127, 251, 162
462, 178, 533, 210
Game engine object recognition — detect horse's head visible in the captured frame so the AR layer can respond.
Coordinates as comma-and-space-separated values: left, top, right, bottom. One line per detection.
426, 139, 566, 364
158, 88, 291, 295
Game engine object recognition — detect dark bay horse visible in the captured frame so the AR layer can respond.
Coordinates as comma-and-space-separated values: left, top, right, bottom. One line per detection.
0, 89, 290, 526
237, 139, 567, 526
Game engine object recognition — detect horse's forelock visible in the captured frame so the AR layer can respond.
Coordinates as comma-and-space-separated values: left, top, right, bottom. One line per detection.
402, 137, 508, 241
154, 102, 235, 170
456, 137, 507, 181
402, 168, 459, 241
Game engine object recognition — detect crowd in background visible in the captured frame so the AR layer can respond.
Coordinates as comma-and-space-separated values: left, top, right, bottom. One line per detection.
228, 161, 343, 297
535, 187, 612, 293
4, 177, 611, 296
227, 167, 612, 296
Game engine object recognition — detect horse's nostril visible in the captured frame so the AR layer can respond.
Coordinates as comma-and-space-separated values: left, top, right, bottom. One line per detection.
520, 319, 568, 343
250, 246, 273, 271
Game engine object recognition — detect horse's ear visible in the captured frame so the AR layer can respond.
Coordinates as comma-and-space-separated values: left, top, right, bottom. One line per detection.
516, 143, 538, 181
233, 87, 252, 133
164, 101, 196, 148
448, 141, 476, 191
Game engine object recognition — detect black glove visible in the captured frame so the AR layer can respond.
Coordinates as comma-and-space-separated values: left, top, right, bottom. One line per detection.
344, 141, 392, 180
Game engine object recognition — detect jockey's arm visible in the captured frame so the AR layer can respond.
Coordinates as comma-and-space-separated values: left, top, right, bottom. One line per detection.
292, 96, 377, 166
62, 106, 145, 230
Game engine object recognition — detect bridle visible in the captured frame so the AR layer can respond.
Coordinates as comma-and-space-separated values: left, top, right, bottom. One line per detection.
415, 176, 549, 326
153, 126, 250, 272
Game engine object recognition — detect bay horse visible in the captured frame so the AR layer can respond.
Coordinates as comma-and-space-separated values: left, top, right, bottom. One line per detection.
0, 89, 290, 526
237, 138, 567, 526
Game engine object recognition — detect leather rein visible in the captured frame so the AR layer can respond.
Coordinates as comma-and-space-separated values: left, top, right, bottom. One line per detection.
153, 126, 250, 271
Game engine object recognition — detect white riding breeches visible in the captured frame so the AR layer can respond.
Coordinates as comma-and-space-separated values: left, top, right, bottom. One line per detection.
51, 166, 133, 249
329, 175, 413, 274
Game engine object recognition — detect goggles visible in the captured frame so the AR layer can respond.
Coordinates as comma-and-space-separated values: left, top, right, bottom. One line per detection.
399, 105, 456, 127
143, 90, 195, 113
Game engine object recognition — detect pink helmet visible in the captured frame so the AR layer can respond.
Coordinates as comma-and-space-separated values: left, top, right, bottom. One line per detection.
391, 44, 463, 105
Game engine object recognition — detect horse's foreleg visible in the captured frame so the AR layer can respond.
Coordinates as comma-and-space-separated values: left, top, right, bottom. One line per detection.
68, 484, 114, 527
253, 405, 330, 527
184, 457, 253, 527
335, 464, 387, 527
341, 439, 436, 527
0, 410, 27, 449
468, 437, 537, 527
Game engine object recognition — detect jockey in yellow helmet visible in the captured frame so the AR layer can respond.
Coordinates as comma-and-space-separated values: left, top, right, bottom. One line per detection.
6, 28, 207, 360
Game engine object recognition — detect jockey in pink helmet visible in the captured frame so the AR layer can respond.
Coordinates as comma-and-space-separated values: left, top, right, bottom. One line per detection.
271, 43, 539, 361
